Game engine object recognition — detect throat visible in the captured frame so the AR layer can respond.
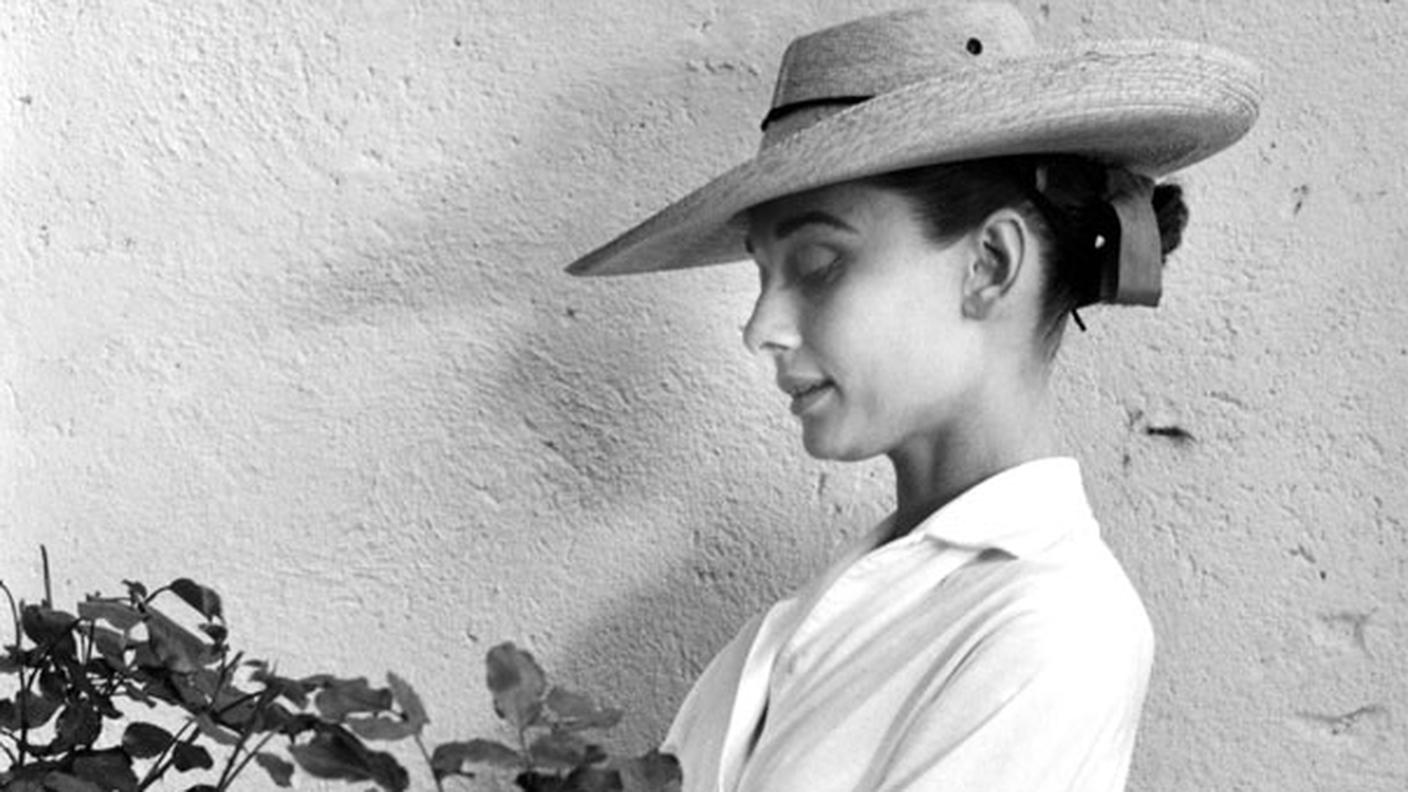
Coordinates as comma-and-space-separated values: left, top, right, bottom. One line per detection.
887, 422, 1057, 541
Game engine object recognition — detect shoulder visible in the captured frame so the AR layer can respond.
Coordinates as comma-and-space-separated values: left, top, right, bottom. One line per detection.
950, 534, 1155, 677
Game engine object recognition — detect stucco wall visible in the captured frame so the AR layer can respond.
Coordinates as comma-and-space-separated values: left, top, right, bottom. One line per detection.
2, 1, 1404, 789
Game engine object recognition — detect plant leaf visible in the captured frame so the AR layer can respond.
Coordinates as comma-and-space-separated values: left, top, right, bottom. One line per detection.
193, 712, 243, 746
11, 689, 63, 729
168, 579, 223, 621
345, 715, 417, 742
72, 749, 139, 792
273, 711, 323, 739
387, 672, 428, 733
563, 765, 623, 792
528, 731, 595, 772
252, 701, 297, 734
616, 750, 682, 792
39, 772, 104, 792
190, 668, 224, 700
545, 686, 624, 732
172, 742, 215, 772
77, 599, 143, 632
198, 623, 228, 644
312, 677, 394, 721
288, 725, 408, 791
254, 752, 296, 787
21, 605, 78, 658
121, 721, 174, 759
54, 702, 102, 751
39, 667, 66, 699
90, 625, 129, 665
429, 739, 522, 779
129, 640, 161, 670
250, 666, 311, 709
207, 680, 262, 729
486, 643, 546, 730
144, 606, 211, 674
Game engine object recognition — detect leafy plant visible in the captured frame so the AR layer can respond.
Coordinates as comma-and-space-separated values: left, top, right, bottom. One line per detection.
428, 644, 680, 792
1, 553, 681, 792
0, 553, 414, 791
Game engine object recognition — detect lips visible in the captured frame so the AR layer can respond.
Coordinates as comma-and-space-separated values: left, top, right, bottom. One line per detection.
779, 376, 835, 416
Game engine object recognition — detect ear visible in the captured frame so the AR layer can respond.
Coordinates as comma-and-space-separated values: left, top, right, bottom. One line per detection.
961, 208, 1033, 320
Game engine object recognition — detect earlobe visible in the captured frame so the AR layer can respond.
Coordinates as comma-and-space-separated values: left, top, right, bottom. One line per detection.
961, 212, 1028, 320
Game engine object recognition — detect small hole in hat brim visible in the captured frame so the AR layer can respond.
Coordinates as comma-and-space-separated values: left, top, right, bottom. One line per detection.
966, 38, 983, 55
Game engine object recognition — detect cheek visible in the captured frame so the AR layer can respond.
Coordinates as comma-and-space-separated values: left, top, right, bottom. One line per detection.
844, 288, 979, 401
796, 289, 873, 367
796, 247, 966, 380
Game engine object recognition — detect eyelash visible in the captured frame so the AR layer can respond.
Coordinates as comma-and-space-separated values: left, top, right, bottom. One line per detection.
790, 246, 843, 288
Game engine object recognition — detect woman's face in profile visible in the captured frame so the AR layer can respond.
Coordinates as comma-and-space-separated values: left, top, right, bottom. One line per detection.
743, 180, 990, 462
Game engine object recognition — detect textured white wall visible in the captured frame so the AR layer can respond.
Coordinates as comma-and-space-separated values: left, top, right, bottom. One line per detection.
1, 1, 1404, 790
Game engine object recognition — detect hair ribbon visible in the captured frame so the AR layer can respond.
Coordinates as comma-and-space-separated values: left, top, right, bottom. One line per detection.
1100, 169, 1161, 306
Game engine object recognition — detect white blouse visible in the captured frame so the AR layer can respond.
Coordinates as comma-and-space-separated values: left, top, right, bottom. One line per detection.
663, 457, 1154, 792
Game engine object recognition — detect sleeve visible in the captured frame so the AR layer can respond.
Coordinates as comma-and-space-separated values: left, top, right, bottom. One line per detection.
872, 585, 1155, 792
663, 610, 768, 792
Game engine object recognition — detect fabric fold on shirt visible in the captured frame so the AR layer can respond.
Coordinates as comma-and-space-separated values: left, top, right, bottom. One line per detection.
663, 457, 1155, 792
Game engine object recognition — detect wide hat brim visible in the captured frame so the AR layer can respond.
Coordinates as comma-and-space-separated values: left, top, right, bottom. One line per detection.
566, 40, 1262, 277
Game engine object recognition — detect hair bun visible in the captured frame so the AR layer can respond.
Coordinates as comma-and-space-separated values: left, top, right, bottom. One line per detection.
1153, 182, 1189, 260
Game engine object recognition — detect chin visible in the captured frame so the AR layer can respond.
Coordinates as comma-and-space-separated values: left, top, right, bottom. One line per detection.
801, 428, 879, 462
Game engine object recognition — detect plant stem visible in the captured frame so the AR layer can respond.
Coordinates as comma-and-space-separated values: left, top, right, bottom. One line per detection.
212, 689, 263, 719
213, 684, 278, 790
82, 618, 96, 667
0, 580, 19, 645
138, 719, 198, 790
15, 674, 29, 768
413, 733, 446, 792
218, 730, 275, 790
214, 723, 253, 790
40, 546, 52, 608
0, 580, 25, 768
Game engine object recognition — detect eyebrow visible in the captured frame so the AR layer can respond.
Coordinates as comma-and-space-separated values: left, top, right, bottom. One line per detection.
745, 210, 857, 254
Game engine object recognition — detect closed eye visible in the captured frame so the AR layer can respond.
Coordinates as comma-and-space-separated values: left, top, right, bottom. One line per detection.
790, 244, 843, 287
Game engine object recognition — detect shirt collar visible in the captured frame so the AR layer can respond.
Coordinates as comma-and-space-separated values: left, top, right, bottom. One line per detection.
906, 457, 1098, 558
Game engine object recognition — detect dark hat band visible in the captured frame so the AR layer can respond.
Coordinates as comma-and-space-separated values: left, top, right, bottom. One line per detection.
760, 95, 872, 131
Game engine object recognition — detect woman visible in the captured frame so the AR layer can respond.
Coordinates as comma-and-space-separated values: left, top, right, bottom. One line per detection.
566, 4, 1260, 791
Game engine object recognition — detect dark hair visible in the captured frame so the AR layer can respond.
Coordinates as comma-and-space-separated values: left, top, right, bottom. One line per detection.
865, 155, 1189, 354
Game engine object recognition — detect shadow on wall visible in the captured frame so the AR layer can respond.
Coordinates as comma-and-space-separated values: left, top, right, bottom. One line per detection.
276, 37, 789, 745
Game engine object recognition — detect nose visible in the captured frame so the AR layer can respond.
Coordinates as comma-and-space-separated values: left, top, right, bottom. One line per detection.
742, 284, 801, 355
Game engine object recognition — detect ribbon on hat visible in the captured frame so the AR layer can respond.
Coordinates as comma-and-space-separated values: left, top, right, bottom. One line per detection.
1033, 163, 1162, 310
1098, 169, 1161, 307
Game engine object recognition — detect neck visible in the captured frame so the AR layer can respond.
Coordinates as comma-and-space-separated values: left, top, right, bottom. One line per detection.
886, 380, 1058, 540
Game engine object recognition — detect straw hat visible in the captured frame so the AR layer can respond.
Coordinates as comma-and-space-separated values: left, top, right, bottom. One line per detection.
565, 2, 1262, 278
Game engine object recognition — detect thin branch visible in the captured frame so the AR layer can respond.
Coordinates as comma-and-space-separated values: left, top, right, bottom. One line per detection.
414, 733, 447, 792
40, 545, 52, 608
212, 689, 264, 719
139, 585, 172, 610
137, 718, 199, 790
214, 685, 279, 790
0, 580, 26, 770
218, 730, 276, 791
82, 617, 96, 667
0, 579, 20, 646
213, 725, 254, 790
211, 651, 244, 710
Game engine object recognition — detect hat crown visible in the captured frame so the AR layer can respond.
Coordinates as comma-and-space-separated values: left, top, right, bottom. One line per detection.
764, 4, 1037, 146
